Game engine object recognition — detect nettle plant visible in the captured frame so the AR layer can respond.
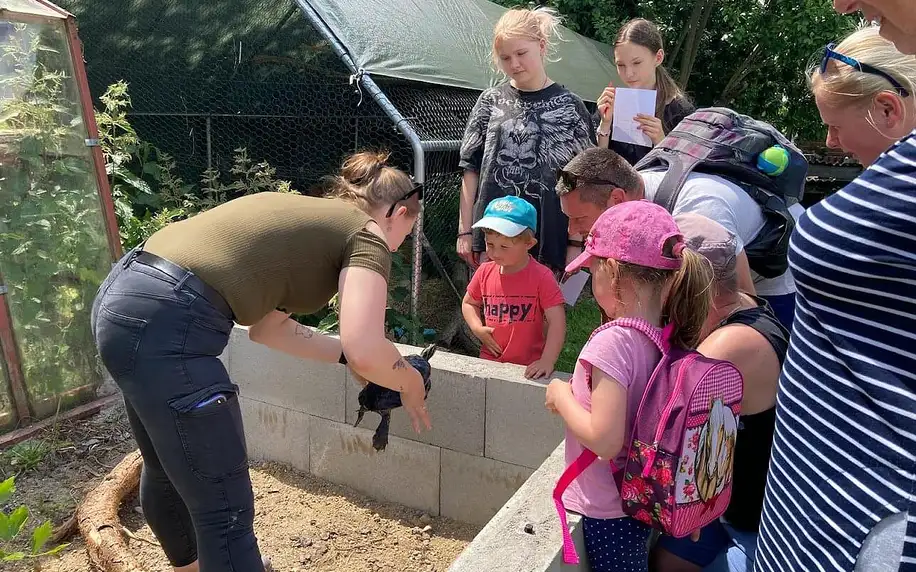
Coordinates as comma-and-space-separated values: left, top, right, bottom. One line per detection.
0, 476, 68, 565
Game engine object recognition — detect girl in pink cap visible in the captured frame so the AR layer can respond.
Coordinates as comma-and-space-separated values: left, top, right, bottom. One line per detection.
546, 200, 713, 572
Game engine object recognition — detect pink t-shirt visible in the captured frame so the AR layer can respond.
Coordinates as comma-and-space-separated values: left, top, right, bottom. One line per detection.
561, 324, 662, 519
466, 257, 565, 366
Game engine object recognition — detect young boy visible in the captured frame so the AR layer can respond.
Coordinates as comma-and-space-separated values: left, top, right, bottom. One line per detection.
462, 196, 567, 379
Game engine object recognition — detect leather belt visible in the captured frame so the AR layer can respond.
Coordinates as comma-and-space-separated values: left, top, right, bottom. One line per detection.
133, 251, 234, 319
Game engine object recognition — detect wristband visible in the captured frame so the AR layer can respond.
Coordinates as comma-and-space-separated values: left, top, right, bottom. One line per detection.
597, 125, 611, 137
567, 239, 584, 248
458, 231, 472, 237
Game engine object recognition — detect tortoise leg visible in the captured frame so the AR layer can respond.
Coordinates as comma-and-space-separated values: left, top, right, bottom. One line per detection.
372, 411, 392, 451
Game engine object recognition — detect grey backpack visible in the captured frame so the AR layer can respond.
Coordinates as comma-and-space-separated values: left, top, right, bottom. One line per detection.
634, 107, 807, 279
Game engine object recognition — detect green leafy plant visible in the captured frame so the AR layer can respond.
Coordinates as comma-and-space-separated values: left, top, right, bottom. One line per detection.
2, 440, 51, 473
0, 21, 113, 403
0, 476, 69, 564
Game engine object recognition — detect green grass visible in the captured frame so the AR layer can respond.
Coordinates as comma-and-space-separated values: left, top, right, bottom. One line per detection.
556, 298, 602, 375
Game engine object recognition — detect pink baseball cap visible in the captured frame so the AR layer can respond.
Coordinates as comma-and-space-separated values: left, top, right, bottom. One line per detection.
565, 200, 685, 274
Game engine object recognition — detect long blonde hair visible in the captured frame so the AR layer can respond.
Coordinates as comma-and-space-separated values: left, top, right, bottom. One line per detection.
596, 244, 713, 350
810, 26, 916, 113
325, 150, 419, 216
491, 6, 564, 71
615, 18, 686, 119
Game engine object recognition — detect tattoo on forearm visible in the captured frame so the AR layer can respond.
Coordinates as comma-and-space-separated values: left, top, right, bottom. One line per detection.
393, 358, 408, 371
294, 324, 314, 340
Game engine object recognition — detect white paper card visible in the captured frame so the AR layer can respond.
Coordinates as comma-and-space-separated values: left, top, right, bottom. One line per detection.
612, 87, 657, 147
560, 271, 590, 306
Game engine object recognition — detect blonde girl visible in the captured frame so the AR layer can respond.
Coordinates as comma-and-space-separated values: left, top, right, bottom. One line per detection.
458, 6, 595, 277
596, 18, 695, 165
546, 200, 713, 572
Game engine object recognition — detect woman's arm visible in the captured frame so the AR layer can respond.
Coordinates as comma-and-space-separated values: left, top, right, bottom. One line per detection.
248, 310, 343, 363
338, 265, 431, 431
547, 368, 627, 459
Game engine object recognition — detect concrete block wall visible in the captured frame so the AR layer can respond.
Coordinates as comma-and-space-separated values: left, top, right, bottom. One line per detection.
224, 325, 567, 527
449, 443, 587, 572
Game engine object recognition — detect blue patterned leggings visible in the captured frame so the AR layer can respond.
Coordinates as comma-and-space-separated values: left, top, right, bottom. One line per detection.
582, 516, 652, 572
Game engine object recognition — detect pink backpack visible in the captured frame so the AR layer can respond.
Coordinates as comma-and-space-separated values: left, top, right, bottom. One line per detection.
553, 318, 744, 565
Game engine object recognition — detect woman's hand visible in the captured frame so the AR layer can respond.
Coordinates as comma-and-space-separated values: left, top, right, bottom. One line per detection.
635, 114, 665, 145
545, 378, 572, 414
400, 370, 432, 433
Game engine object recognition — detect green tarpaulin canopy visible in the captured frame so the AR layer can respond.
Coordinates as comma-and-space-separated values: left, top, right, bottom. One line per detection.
306, 0, 619, 102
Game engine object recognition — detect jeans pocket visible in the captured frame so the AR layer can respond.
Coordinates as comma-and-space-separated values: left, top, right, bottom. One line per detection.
171, 385, 248, 482
95, 305, 147, 378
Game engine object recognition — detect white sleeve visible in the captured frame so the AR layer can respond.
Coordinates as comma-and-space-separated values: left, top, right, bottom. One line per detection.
671, 189, 747, 253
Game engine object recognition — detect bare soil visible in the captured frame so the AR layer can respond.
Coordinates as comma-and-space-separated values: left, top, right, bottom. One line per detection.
2, 402, 478, 571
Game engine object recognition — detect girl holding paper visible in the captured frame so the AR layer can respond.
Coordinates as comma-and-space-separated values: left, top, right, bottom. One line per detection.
595, 18, 694, 165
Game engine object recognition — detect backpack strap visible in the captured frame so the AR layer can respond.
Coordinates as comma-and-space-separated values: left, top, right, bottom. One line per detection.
552, 449, 598, 564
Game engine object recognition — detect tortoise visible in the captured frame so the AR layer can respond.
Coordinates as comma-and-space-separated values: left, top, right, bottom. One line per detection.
354, 343, 437, 451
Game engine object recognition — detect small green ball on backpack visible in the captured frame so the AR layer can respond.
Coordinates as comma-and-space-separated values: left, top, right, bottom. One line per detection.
757, 145, 789, 176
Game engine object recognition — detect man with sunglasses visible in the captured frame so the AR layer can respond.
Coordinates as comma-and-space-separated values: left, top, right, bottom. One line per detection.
557, 147, 787, 325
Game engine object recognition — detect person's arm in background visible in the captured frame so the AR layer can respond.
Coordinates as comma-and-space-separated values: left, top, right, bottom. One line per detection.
457, 90, 492, 269
458, 170, 479, 268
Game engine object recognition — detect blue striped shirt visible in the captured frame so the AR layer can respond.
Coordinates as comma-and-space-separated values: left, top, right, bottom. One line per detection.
755, 131, 916, 571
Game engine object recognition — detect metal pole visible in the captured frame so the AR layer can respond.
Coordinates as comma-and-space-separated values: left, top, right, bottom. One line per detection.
206, 116, 213, 171
295, 0, 428, 344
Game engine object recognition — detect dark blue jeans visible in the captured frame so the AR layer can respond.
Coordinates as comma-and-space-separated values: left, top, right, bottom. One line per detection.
91, 247, 262, 571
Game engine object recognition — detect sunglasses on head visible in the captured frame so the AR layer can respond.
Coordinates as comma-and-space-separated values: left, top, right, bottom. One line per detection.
386, 181, 424, 218
820, 43, 910, 98
556, 168, 620, 191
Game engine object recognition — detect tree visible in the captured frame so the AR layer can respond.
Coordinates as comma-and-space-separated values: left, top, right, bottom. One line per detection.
496, 0, 858, 141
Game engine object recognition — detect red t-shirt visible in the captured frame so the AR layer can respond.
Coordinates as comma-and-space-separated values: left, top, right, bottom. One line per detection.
466, 257, 566, 366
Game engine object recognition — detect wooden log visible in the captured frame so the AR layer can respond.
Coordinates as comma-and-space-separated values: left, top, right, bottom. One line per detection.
76, 450, 145, 572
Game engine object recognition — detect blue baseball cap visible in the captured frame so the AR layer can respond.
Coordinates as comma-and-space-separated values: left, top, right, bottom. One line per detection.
472, 196, 538, 237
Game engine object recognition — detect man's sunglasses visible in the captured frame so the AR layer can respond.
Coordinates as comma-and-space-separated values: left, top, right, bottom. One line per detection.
556, 168, 620, 191
820, 43, 910, 98
386, 182, 424, 218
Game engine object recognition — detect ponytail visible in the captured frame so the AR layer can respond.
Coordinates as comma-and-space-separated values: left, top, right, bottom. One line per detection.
662, 248, 714, 350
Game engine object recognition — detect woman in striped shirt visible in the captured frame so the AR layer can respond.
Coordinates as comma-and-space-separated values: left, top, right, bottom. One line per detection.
755, 23, 916, 572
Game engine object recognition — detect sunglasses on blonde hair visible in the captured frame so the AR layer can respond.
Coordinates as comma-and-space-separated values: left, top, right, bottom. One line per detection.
820, 43, 911, 97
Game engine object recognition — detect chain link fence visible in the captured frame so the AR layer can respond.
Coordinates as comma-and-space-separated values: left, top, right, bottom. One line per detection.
57, 0, 485, 351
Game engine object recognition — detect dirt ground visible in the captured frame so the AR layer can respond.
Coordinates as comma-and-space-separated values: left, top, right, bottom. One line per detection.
1, 402, 479, 571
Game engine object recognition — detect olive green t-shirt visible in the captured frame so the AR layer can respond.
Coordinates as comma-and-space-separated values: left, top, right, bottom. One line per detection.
143, 193, 391, 325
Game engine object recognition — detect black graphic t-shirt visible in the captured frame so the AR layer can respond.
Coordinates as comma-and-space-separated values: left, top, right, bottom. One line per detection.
459, 82, 596, 273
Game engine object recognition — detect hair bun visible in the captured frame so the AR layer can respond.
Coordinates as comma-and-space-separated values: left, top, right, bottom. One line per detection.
341, 150, 391, 186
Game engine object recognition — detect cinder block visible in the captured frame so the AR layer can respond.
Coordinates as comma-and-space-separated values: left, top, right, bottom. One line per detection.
309, 417, 441, 515
229, 325, 346, 422
485, 374, 568, 469
345, 349, 486, 456
440, 449, 534, 526
239, 396, 309, 474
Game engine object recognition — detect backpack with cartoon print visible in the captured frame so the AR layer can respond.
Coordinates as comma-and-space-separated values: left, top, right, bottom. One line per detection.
552, 318, 744, 565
